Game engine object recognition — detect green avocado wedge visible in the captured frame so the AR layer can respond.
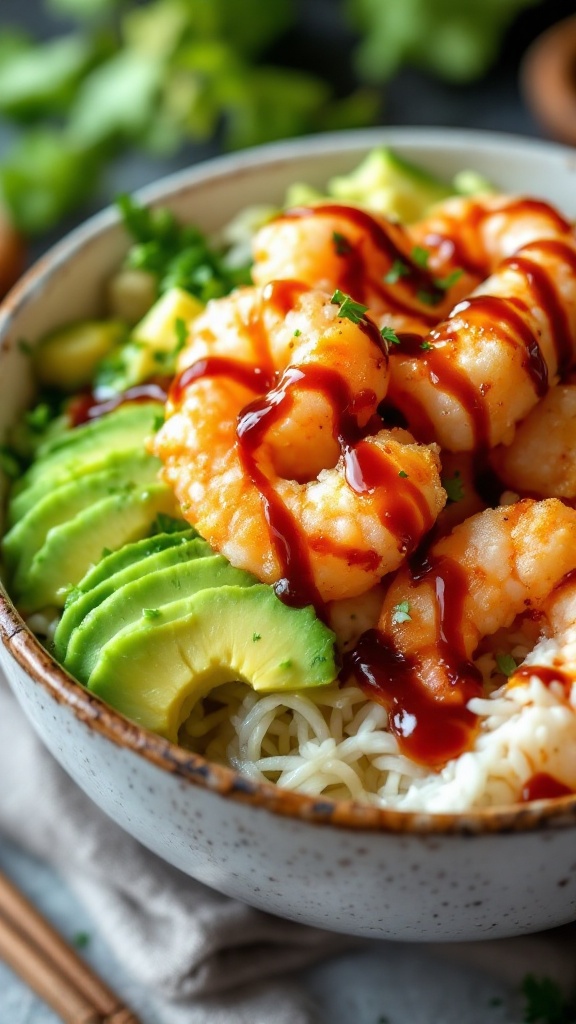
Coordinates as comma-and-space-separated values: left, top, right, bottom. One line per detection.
62, 548, 255, 684
4, 450, 160, 584
10, 402, 163, 510
54, 529, 200, 660
86, 584, 338, 742
16, 482, 178, 613
63, 552, 257, 683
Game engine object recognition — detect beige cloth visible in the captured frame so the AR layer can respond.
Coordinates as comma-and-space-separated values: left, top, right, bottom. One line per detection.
2, 673, 576, 1024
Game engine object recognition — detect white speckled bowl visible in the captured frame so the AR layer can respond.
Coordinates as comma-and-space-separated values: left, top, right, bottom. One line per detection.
2, 128, 576, 942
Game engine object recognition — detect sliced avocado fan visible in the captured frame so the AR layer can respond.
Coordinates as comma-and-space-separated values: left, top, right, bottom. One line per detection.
85, 584, 338, 743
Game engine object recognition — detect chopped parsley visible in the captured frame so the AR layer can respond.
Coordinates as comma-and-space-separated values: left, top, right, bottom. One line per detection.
398, 470, 408, 478
152, 412, 165, 432
252, 632, 262, 642
143, 607, 161, 619
391, 601, 411, 625
332, 230, 352, 256
411, 245, 430, 269
420, 341, 434, 351
384, 259, 410, 284
434, 268, 463, 291
417, 288, 439, 306
331, 289, 369, 324
496, 653, 518, 678
380, 325, 400, 346
293, 328, 301, 337
442, 470, 465, 504
521, 974, 576, 1024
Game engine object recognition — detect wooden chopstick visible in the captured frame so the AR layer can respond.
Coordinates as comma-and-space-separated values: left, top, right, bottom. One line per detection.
0, 868, 141, 1023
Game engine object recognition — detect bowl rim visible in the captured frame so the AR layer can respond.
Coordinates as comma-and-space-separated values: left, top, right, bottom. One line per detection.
3, 124, 576, 837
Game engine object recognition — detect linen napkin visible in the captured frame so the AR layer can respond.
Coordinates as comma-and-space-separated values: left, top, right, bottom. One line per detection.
2, 669, 576, 1024
0, 674, 350, 1024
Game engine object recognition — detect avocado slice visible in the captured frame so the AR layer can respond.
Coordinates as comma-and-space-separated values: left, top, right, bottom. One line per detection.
63, 552, 257, 683
73, 524, 192, 595
86, 583, 338, 741
327, 147, 454, 223
54, 533, 210, 661
12, 402, 163, 505
4, 450, 160, 584
15, 482, 178, 613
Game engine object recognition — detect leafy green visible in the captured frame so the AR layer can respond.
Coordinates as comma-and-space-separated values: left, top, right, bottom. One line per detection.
117, 194, 251, 302
521, 974, 576, 1024
347, 0, 540, 84
442, 470, 465, 503
331, 289, 369, 324
0, 33, 95, 120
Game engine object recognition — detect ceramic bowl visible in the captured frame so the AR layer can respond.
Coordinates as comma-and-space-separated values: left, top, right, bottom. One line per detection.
2, 128, 576, 942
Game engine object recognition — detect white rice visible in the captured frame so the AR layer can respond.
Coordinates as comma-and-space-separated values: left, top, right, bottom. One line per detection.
182, 632, 576, 812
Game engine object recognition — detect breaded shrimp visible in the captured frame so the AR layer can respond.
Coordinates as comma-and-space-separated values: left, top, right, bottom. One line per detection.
410, 193, 573, 278
380, 499, 576, 697
153, 283, 446, 604
387, 235, 576, 450
490, 378, 576, 499
252, 204, 473, 336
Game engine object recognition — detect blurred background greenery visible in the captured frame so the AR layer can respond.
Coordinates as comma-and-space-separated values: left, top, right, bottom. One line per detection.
0, 0, 573, 242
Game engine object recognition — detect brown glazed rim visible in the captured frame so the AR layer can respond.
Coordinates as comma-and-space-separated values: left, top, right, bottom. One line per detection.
4, 591, 576, 836
2, 129, 576, 837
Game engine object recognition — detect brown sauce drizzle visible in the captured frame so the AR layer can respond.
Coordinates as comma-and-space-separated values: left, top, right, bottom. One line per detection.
512, 663, 573, 691
521, 773, 573, 802
423, 197, 571, 277
69, 379, 171, 427
503, 247, 574, 374
393, 331, 492, 449
283, 204, 442, 322
346, 551, 482, 767
170, 283, 435, 614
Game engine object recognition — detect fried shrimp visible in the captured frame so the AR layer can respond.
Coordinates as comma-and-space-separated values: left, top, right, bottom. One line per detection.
346, 500, 576, 766
152, 282, 446, 604
490, 378, 576, 499
387, 234, 576, 450
409, 193, 574, 279
252, 203, 472, 336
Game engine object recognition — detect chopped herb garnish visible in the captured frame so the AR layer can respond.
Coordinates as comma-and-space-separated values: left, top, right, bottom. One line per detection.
331, 289, 369, 324
143, 607, 161, 619
384, 259, 410, 284
521, 973, 576, 1023
434, 268, 463, 291
417, 289, 439, 306
442, 470, 465, 504
252, 632, 262, 641
411, 245, 430, 269
398, 470, 408, 478
420, 341, 434, 351
293, 328, 301, 337
174, 316, 188, 353
391, 600, 411, 624
72, 932, 91, 950
332, 230, 352, 256
152, 413, 165, 432
380, 325, 400, 346
496, 653, 518, 678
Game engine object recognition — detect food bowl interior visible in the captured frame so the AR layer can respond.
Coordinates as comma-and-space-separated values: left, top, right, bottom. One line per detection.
3, 129, 576, 941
